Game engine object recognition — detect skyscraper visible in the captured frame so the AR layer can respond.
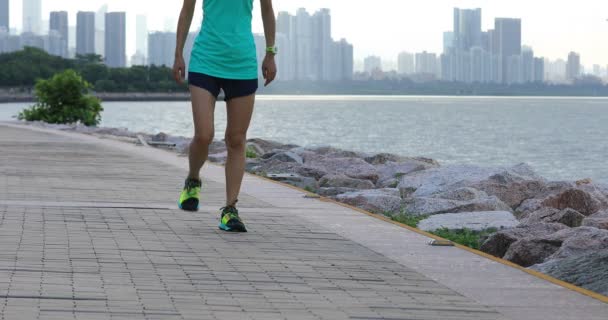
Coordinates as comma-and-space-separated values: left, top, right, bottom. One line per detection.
23, 0, 42, 34
415, 51, 438, 76
136, 15, 148, 61
312, 9, 332, 81
566, 52, 581, 81
95, 5, 107, 56
148, 32, 176, 67
49, 11, 68, 58
495, 18, 522, 83
443, 32, 454, 54
295, 8, 313, 80
521, 46, 535, 83
105, 12, 126, 67
76, 12, 95, 55
397, 52, 415, 75
277, 11, 296, 80
0, 0, 8, 32
453, 8, 482, 51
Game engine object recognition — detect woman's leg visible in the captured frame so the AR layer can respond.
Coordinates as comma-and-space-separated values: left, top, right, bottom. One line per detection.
224, 94, 255, 207
188, 85, 217, 180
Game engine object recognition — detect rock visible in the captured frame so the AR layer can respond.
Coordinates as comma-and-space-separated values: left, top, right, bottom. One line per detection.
405, 188, 511, 216
334, 189, 402, 215
398, 163, 545, 208
541, 188, 602, 216
480, 223, 568, 258
248, 158, 302, 176
295, 166, 328, 180
305, 156, 380, 183
522, 208, 585, 227
319, 174, 375, 189
306, 146, 364, 159
208, 151, 227, 163
267, 173, 317, 190
152, 132, 169, 142
503, 238, 563, 267
246, 138, 297, 155
548, 227, 608, 260
364, 153, 412, 165
582, 210, 608, 230
268, 151, 304, 164
317, 187, 359, 197
418, 211, 519, 232
208, 140, 227, 154
468, 165, 546, 208
375, 159, 438, 188
530, 250, 608, 296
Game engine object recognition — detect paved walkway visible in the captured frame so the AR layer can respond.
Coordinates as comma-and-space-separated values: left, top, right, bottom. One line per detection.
0, 122, 606, 320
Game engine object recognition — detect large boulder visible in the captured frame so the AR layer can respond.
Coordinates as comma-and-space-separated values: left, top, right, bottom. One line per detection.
246, 138, 298, 156
404, 188, 511, 216
540, 188, 603, 216
305, 156, 380, 183
582, 210, 608, 230
521, 207, 585, 227
530, 250, 608, 296
398, 163, 545, 208
480, 223, 568, 258
375, 159, 438, 188
319, 174, 375, 189
317, 187, 359, 197
548, 227, 608, 260
334, 189, 402, 215
265, 151, 304, 164
247, 158, 302, 176
503, 227, 608, 267
418, 211, 519, 232
266, 173, 317, 190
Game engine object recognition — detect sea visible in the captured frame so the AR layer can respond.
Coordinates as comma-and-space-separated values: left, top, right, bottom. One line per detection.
1, 95, 607, 184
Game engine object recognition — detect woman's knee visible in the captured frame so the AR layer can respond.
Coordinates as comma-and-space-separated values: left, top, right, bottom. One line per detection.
225, 132, 246, 150
192, 133, 214, 147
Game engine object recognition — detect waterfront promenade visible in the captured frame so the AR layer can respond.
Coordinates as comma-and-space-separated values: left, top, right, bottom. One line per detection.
0, 122, 606, 320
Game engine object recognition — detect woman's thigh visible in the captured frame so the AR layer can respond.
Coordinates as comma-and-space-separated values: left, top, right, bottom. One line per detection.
225, 94, 255, 141
189, 85, 217, 138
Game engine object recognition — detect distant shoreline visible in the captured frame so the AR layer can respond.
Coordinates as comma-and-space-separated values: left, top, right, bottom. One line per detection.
2, 91, 608, 104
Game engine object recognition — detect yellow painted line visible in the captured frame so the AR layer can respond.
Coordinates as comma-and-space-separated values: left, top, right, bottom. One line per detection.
219, 163, 608, 304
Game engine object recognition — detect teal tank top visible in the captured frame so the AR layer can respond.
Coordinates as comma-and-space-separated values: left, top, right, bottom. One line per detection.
189, 0, 258, 80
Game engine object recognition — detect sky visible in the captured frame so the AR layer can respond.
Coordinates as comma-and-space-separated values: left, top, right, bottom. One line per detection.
7, 0, 608, 67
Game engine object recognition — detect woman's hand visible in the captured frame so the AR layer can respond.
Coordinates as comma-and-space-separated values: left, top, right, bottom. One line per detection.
262, 54, 277, 86
173, 55, 186, 84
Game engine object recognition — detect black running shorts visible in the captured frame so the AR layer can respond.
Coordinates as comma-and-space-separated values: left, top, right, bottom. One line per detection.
188, 71, 258, 102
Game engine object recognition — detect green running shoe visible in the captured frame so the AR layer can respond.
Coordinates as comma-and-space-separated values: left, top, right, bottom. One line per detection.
219, 202, 247, 232
178, 178, 201, 211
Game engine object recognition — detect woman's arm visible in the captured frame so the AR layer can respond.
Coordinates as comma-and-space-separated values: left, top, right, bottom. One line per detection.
173, 0, 197, 84
260, 0, 277, 86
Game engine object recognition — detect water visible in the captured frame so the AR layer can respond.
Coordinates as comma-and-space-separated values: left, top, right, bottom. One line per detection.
2, 96, 607, 183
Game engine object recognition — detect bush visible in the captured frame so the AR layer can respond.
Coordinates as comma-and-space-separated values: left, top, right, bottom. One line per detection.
18, 69, 103, 126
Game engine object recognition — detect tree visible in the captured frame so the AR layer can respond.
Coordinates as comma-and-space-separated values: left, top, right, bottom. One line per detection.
18, 69, 103, 126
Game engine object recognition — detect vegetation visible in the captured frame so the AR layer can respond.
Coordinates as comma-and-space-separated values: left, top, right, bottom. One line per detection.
389, 210, 497, 250
245, 145, 259, 159
18, 69, 103, 126
430, 228, 498, 250
0, 47, 186, 92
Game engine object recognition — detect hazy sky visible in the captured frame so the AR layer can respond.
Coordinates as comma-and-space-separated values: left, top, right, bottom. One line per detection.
8, 0, 608, 66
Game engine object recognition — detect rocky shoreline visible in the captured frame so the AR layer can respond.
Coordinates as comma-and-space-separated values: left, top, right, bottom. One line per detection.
14, 120, 608, 296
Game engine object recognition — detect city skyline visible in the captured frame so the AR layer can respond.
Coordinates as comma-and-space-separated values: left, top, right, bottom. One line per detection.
3, 0, 608, 67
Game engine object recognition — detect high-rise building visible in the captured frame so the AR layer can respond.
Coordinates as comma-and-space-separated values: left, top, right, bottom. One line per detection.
104, 12, 126, 67
453, 8, 482, 51
566, 52, 581, 81
0, 0, 8, 32
76, 12, 95, 55
95, 5, 107, 56
277, 11, 296, 81
415, 51, 438, 76
295, 8, 313, 80
397, 52, 415, 75
364, 56, 382, 73
521, 46, 534, 83
49, 11, 68, 58
495, 18, 522, 83
312, 9, 332, 81
136, 15, 148, 61
23, 0, 42, 34
148, 32, 176, 67
443, 32, 454, 54
533, 57, 544, 83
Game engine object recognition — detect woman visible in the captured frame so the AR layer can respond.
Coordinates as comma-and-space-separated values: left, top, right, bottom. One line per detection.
173, 0, 277, 232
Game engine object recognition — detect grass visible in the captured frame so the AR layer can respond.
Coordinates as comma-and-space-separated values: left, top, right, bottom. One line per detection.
246, 146, 258, 159
389, 210, 498, 250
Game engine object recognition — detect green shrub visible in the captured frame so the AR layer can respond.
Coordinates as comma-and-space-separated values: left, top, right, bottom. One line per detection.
246, 146, 258, 158
18, 69, 103, 126
391, 212, 429, 228
429, 228, 498, 250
